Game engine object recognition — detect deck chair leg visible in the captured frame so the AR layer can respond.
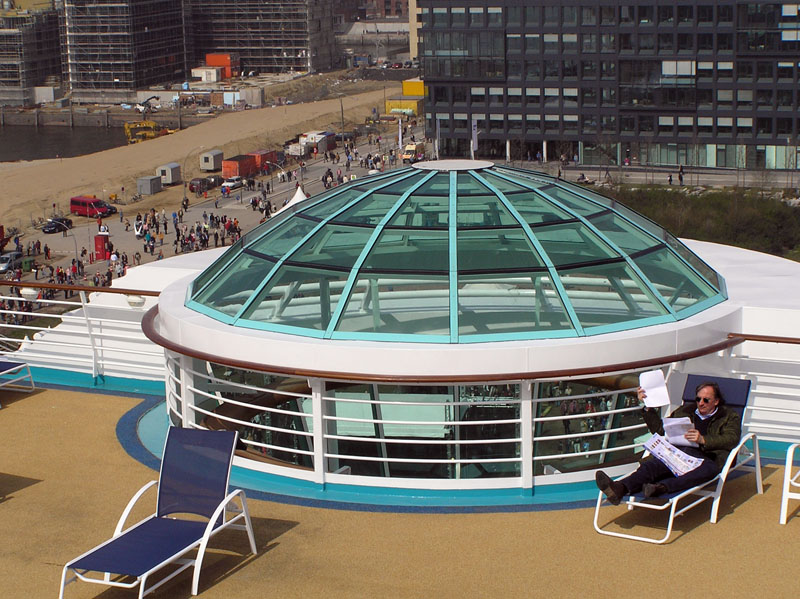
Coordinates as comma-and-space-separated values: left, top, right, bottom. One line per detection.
240, 492, 258, 555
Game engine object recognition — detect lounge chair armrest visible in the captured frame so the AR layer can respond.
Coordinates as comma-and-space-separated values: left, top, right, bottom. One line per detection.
114, 480, 157, 537
718, 433, 757, 481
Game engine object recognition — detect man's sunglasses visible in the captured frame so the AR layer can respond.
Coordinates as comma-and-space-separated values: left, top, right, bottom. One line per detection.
695, 396, 714, 404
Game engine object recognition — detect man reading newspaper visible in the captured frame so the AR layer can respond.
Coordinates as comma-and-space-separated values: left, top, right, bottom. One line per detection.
595, 381, 741, 504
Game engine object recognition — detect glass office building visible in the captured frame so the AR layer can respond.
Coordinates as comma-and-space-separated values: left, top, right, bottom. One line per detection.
417, 2, 800, 170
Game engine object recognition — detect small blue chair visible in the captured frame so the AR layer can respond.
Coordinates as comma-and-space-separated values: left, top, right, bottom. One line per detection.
59, 427, 257, 598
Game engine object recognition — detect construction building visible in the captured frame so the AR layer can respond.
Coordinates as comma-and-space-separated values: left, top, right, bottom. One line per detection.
188, 0, 335, 75
0, 3, 61, 106
58, 0, 189, 104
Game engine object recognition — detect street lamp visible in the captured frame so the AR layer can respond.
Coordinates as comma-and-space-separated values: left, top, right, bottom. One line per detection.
51, 220, 79, 265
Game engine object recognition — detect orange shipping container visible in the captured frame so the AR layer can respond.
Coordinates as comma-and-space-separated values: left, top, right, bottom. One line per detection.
222, 155, 258, 179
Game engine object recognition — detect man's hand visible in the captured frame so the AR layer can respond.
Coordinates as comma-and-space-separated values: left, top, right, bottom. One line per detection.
685, 428, 705, 445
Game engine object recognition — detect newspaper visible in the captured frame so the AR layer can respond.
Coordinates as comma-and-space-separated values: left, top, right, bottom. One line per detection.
662, 417, 699, 447
638, 370, 670, 408
643, 434, 704, 477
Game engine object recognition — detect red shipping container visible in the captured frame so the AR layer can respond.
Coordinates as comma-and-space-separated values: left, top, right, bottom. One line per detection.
206, 53, 240, 79
94, 233, 110, 261
222, 155, 258, 179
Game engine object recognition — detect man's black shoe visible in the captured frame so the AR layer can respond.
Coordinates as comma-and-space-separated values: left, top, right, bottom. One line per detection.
595, 471, 626, 506
643, 483, 668, 498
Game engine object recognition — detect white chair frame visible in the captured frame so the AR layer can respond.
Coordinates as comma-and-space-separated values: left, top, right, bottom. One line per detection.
779, 442, 800, 524
593, 433, 762, 544
0, 361, 35, 407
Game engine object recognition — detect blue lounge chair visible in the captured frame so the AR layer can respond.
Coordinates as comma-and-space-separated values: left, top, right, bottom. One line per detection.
59, 427, 257, 598
593, 375, 762, 543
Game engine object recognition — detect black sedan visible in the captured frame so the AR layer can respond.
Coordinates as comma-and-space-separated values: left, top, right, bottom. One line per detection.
42, 216, 74, 234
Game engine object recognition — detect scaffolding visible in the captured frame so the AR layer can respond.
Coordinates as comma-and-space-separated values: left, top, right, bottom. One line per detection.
0, 7, 61, 106
188, 0, 335, 75
59, 0, 188, 104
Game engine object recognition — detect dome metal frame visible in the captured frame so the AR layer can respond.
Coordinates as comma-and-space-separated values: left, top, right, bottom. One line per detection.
185, 163, 726, 344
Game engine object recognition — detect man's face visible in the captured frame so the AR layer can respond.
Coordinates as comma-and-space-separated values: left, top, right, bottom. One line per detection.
696, 385, 719, 416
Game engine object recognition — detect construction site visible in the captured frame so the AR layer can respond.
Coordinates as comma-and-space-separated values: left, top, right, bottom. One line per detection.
188, 0, 335, 75
0, 4, 61, 106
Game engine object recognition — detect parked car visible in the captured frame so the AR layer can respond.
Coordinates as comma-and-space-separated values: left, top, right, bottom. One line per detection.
403, 60, 412, 68
205, 175, 224, 188
98, 201, 117, 215
0, 251, 23, 273
189, 177, 209, 193
42, 216, 74, 234
221, 176, 244, 191
391, 62, 403, 69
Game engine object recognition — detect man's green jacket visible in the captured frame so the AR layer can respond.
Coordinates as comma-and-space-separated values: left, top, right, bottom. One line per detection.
643, 403, 742, 469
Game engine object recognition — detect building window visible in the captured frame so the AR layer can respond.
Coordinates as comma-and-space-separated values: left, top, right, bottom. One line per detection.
507, 6, 521, 26
600, 33, 616, 53
678, 6, 694, 24
563, 7, 578, 25
718, 6, 734, 22
677, 33, 694, 53
582, 60, 598, 79
564, 88, 578, 108
601, 61, 616, 79
737, 62, 754, 82
658, 6, 674, 25
697, 88, 713, 108
621, 116, 635, 133
453, 87, 467, 104
601, 88, 617, 106
564, 59, 578, 78
757, 118, 773, 135
582, 34, 597, 53
600, 6, 616, 25
756, 89, 773, 109
507, 34, 522, 54
432, 8, 448, 28
508, 60, 523, 80
508, 88, 522, 106
582, 7, 597, 25
582, 88, 597, 106
698, 6, 713, 24
525, 6, 540, 26
471, 87, 486, 105
757, 62, 774, 81
620, 7, 634, 25
717, 89, 733, 108
526, 34, 541, 54
777, 89, 794, 109
544, 60, 559, 79
526, 61, 542, 79
698, 33, 713, 52
777, 62, 794, 81
563, 33, 578, 53
777, 117, 793, 135
620, 33, 634, 52
659, 33, 674, 53
698, 117, 713, 135
544, 6, 559, 25
543, 34, 559, 54
717, 33, 734, 51
658, 116, 674, 134
487, 7, 502, 28
638, 6, 654, 25
451, 7, 466, 27
469, 7, 484, 28
639, 115, 655, 132
639, 33, 655, 53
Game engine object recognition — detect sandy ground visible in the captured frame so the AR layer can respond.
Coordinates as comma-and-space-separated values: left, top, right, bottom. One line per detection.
1, 388, 798, 599
1, 83, 400, 231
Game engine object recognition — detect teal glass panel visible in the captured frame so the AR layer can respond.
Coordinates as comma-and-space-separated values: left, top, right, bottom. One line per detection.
385, 173, 451, 227
361, 228, 449, 272
335, 274, 450, 335
455, 173, 519, 226
535, 184, 600, 216
247, 218, 318, 258
457, 272, 573, 336
586, 211, 659, 253
290, 224, 375, 269
239, 265, 350, 330
301, 187, 367, 219
190, 237, 243, 297
533, 222, 620, 266
557, 262, 670, 328
663, 233, 722, 291
507, 191, 573, 226
632, 247, 718, 311
334, 177, 420, 224
192, 252, 273, 317
559, 185, 614, 209
457, 229, 545, 271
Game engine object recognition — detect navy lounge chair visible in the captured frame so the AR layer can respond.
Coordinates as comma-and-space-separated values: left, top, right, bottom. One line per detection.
59, 427, 257, 598
593, 375, 762, 544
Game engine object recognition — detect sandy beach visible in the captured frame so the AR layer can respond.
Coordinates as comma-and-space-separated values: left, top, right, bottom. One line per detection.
0, 84, 400, 232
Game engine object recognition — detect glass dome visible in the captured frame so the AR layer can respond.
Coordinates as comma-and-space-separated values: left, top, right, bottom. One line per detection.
186, 161, 725, 343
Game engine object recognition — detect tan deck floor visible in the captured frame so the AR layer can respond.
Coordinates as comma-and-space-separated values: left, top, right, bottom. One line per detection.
1, 388, 797, 599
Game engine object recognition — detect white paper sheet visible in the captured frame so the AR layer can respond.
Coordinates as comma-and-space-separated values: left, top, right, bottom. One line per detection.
643, 434, 704, 477
638, 370, 671, 408
663, 417, 698, 447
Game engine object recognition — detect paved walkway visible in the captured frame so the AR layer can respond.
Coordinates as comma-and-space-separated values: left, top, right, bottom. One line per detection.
0, 388, 797, 598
